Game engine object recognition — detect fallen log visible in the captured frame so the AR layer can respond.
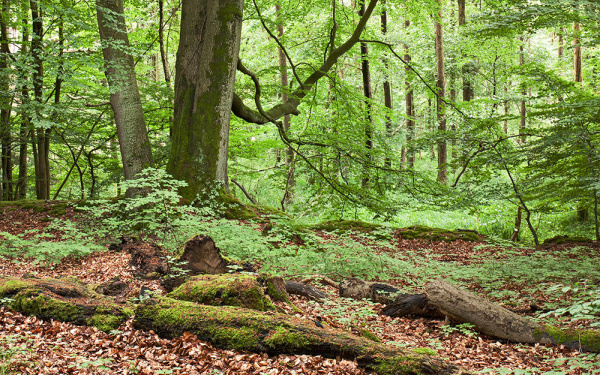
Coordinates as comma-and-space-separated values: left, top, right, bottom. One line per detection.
0, 277, 132, 333
285, 280, 327, 302
339, 278, 408, 305
134, 296, 468, 375
380, 294, 445, 319
426, 278, 600, 353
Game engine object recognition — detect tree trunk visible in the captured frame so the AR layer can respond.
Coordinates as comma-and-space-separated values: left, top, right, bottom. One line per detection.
510, 206, 522, 242
435, 0, 447, 184
405, 20, 415, 169
458, 0, 473, 102
426, 278, 600, 353
96, 0, 154, 194
573, 22, 582, 84
29, 0, 51, 200
381, 8, 393, 168
15, 9, 29, 200
276, 3, 294, 204
0, 0, 13, 201
134, 296, 466, 374
359, 3, 373, 188
519, 37, 526, 144
166, 0, 243, 201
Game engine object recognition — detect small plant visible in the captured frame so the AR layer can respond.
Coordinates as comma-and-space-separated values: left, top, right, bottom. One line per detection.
0, 335, 32, 375
440, 323, 477, 337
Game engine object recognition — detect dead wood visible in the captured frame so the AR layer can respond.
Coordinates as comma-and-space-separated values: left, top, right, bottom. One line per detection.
134, 296, 468, 375
285, 280, 327, 302
0, 277, 131, 332
339, 278, 408, 305
177, 235, 230, 275
127, 241, 168, 279
300, 274, 339, 288
425, 278, 600, 353
380, 293, 445, 319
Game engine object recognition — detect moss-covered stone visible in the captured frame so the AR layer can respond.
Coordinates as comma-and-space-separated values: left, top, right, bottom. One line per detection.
168, 274, 275, 311
542, 235, 593, 245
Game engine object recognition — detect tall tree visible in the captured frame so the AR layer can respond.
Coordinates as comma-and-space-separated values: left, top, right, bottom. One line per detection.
96, 0, 154, 193
166, 0, 243, 200
457, 0, 473, 102
404, 19, 415, 169
0, 0, 13, 201
30, 0, 51, 199
359, 1, 373, 187
381, 5, 392, 168
435, 0, 447, 184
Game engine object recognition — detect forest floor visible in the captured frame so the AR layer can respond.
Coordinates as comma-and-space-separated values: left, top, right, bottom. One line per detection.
1, 203, 600, 374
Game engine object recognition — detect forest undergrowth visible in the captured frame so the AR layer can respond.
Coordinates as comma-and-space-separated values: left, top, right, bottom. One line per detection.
0, 184, 599, 374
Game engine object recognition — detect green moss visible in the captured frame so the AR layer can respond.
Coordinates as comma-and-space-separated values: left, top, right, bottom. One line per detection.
542, 235, 592, 245
540, 325, 600, 352
169, 274, 275, 311
412, 348, 437, 356
398, 226, 480, 242
209, 326, 259, 351
220, 194, 258, 220
264, 326, 318, 350
12, 292, 83, 322
311, 219, 382, 233
87, 313, 125, 333
373, 355, 423, 375
358, 329, 382, 343
265, 279, 289, 302
0, 279, 31, 297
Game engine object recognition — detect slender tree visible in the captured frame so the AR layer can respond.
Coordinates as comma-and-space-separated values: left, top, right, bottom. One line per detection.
96, 0, 154, 194
435, 0, 447, 184
0, 0, 13, 200
404, 20, 415, 169
359, 1, 373, 187
381, 5, 393, 168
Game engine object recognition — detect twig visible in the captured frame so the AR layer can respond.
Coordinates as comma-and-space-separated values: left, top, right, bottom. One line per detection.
230, 179, 257, 205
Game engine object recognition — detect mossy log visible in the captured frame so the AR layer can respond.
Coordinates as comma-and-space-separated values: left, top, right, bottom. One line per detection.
133, 296, 468, 375
168, 274, 277, 311
426, 279, 600, 353
0, 277, 132, 333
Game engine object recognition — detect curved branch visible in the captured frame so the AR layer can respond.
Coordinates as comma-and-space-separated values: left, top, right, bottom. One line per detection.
232, 0, 379, 125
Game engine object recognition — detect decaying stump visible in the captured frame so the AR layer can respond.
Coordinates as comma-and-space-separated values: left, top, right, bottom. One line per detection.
134, 296, 467, 375
285, 280, 327, 302
426, 278, 600, 352
0, 277, 132, 333
340, 278, 408, 305
177, 235, 230, 274
93, 276, 129, 297
127, 241, 168, 279
380, 294, 445, 319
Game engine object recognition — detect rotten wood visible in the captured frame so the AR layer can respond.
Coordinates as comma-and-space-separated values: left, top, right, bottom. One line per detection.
285, 280, 327, 302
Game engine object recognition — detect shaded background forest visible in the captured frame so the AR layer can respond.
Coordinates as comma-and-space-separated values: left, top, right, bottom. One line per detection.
1, 0, 599, 244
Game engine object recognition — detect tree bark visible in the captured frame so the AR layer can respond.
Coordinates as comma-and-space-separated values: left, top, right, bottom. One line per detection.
166, 0, 243, 200
15, 7, 29, 200
519, 37, 526, 144
435, 0, 447, 184
510, 206, 522, 242
573, 22, 582, 84
96, 0, 154, 194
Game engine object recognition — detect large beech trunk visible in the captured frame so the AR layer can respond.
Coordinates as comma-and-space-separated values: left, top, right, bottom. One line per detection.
425, 279, 600, 353
96, 0, 154, 190
134, 296, 465, 374
166, 0, 243, 200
